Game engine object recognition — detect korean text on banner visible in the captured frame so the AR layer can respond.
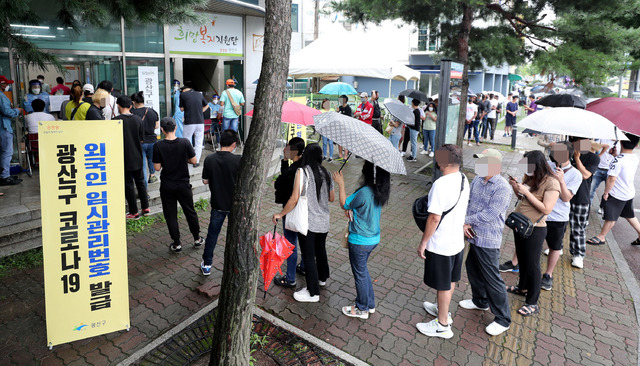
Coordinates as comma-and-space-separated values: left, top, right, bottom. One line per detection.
138, 66, 160, 115
39, 120, 129, 347
168, 13, 243, 57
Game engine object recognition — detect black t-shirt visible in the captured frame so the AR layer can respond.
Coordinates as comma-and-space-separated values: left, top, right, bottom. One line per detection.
274, 159, 302, 204
120, 114, 144, 172
571, 152, 600, 205
132, 107, 159, 144
202, 151, 242, 211
476, 100, 485, 115
85, 105, 104, 120
411, 108, 421, 131
153, 138, 195, 182
179, 90, 207, 125
338, 105, 352, 117
372, 100, 381, 119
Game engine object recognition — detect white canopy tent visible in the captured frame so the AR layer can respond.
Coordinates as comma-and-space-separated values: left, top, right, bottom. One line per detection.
289, 27, 420, 96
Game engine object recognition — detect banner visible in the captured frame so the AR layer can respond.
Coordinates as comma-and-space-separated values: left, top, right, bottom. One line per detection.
137, 66, 160, 115
39, 120, 129, 347
169, 13, 243, 57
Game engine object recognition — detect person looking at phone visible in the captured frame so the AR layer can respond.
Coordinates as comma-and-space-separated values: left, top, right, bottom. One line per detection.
460, 149, 512, 336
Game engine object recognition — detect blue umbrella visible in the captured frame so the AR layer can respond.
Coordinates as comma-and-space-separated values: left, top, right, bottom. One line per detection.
318, 82, 357, 95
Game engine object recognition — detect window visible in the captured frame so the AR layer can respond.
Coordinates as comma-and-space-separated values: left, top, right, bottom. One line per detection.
292, 4, 299, 32
126, 58, 166, 117
125, 23, 164, 54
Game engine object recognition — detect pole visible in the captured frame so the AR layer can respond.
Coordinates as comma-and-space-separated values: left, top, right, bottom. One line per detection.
511, 107, 517, 149
434, 60, 452, 183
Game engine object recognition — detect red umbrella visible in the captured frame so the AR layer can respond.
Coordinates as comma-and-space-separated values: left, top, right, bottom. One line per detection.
246, 100, 321, 126
586, 97, 640, 136
259, 225, 294, 296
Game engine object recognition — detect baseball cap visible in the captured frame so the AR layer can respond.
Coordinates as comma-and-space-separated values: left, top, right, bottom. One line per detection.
360, 92, 368, 98
226, 79, 235, 86
0, 75, 14, 84
473, 148, 503, 163
83, 84, 94, 93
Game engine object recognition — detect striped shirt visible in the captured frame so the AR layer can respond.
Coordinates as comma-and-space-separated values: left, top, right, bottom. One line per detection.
465, 175, 512, 249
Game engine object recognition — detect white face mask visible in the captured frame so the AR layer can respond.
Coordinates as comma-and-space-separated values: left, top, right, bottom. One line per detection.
428, 107, 434, 111
3, 85, 8, 92
173, 86, 179, 91
32, 88, 41, 95
212, 100, 218, 104
360, 97, 366, 102
38, 79, 44, 83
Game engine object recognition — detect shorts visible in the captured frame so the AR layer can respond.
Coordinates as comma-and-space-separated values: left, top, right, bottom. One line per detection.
603, 196, 635, 221
545, 221, 568, 250
505, 119, 514, 127
423, 250, 463, 291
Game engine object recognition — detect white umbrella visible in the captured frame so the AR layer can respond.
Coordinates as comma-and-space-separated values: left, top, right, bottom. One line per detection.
517, 108, 629, 141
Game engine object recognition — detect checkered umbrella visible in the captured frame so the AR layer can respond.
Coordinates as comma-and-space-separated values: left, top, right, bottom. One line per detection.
313, 112, 407, 175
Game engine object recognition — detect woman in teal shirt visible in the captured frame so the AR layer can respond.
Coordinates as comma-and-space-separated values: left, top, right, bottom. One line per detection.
333, 161, 390, 319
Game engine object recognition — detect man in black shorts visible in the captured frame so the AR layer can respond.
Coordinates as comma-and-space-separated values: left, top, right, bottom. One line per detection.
416, 144, 470, 339
588, 133, 640, 246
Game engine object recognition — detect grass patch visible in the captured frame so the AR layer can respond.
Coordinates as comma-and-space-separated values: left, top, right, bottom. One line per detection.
126, 197, 210, 234
0, 247, 43, 279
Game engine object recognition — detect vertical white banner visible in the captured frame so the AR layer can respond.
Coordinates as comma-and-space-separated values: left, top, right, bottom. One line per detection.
137, 66, 160, 114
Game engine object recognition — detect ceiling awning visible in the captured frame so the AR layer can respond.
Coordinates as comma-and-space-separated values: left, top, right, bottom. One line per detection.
508, 73, 523, 81
202, 0, 265, 17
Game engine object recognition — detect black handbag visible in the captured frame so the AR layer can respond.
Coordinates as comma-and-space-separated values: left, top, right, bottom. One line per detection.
505, 205, 544, 239
413, 171, 465, 232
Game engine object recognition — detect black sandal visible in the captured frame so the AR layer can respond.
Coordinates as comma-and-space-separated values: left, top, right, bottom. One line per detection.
631, 238, 640, 246
587, 236, 606, 245
273, 274, 296, 288
506, 285, 527, 296
518, 304, 539, 317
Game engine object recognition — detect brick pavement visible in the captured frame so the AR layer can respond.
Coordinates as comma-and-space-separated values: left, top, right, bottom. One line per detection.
0, 142, 637, 365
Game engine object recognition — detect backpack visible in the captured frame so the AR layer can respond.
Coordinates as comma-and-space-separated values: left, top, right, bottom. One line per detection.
412, 172, 465, 232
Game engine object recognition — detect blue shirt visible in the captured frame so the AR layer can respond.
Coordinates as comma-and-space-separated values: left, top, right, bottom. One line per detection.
344, 186, 381, 245
465, 175, 512, 249
0, 93, 20, 133
208, 102, 221, 118
506, 101, 518, 123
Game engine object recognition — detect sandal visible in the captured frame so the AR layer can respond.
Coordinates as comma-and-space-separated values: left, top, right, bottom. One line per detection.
587, 236, 606, 245
631, 238, 640, 246
517, 304, 539, 317
273, 274, 296, 288
342, 305, 369, 319
506, 285, 527, 296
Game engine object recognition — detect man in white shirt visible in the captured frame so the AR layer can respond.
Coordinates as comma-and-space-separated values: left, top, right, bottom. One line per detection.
97, 80, 120, 120
25, 99, 55, 134
588, 133, 640, 246
464, 96, 478, 146
416, 144, 470, 339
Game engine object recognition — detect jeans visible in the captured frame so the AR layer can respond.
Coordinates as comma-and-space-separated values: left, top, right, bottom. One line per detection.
465, 245, 511, 327
409, 129, 419, 158
222, 117, 239, 132
514, 226, 546, 306
470, 120, 480, 142
322, 136, 334, 159
202, 209, 228, 266
160, 180, 200, 245
283, 215, 299, 281
423, 129, 435, 152
142, 142, 155, 190
183, 124, 204, 163
0, 129, 13, 179
481, 116, 490, 139
589, 168, 609, 203
297, 230, 329, 296
124, 169, 149, 215
348, 243, 377, 311
389, 134, 401, 150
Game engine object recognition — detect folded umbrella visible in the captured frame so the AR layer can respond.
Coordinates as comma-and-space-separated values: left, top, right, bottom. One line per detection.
246, 100, 321, 126
586, 97, 640, 136
259, 225, 295, 297
384, 100, 414, 126
399, 89, 429, 102
318, 82, 357, 95
536, 94, 586, 109
517, 107, 629, 141
313, 112, 407, 175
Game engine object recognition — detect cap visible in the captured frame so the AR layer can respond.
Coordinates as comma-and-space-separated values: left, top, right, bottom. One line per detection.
83, 84, 94, 93
473, 148, 503, 163
160, 116, 176, 129
360, 92, 368, 98
226, 79, 235, 86
0, 75, 14, 84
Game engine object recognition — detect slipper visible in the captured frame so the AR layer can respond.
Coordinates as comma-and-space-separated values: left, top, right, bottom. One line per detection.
273, 274, 296, 288
517, 304, 539, 317
587, 236, 606, 245
506, 285, 527, 296
631, 238, 640, 246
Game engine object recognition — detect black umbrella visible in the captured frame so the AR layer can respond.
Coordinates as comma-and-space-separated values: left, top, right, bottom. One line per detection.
536, 94, 587, 109
399, 89, 429, 102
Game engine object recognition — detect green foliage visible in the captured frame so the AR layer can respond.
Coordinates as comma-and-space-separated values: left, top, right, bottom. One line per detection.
0, 248, 43, 279
126, 215, 160, 233
194, 197, 210, 212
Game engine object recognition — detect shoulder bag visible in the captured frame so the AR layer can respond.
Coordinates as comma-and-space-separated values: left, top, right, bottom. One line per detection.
70, 101, 88, 120
413, 171, 465, 232
225, 90, 243, 116
505, 198, 544, 238
285, 168, 308, 235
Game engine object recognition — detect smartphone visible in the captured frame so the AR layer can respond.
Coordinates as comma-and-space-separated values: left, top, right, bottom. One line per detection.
507, 174, 516, 181
468, 227, 478, 238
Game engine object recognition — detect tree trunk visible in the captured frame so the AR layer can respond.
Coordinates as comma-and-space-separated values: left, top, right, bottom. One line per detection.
208, 0, 292, 364
628, 69, 638, 98
455, 3, 473, 147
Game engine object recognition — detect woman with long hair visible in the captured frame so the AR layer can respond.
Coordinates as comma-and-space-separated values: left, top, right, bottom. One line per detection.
273, 143, 335, 302
422, 102, 437, 157
333, 161, 390, 319
506, 150, 560, 316
65, 85, 91, 120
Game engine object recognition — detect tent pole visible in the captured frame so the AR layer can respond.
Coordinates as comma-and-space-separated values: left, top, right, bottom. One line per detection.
388, 79, 392, 98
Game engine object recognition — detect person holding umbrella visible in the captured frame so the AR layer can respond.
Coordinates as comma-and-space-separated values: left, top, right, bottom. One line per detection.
407, 98, 424, 162
336, 95, 351, 161
333, 161, 390, 319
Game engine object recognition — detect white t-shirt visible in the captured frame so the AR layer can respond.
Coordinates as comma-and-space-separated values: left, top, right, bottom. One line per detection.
597, 139, 620, 170
488, 99, 498, 118
546, 161, 583, 222
465, 103, 478, 121
102, 94, 120, 120
427, 171, 470, 256
25, 112, 56, 134
608, 153, 639, 201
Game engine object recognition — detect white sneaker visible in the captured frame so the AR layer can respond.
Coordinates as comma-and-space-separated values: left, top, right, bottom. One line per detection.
597, 208, 603, 215
572, 256, 584, 269
459, 299, 489, 311
423, 301, 453, 325
428, 152, 434, 157
543, 248, 563, 256
400, 152, 406, 157
369, 308, 375, 314
485, 321, 510, 336
319, 280, 326, 287
342, 306, 369, 319
293, 288, 319, 303
416, 319, 453, 339
420, 150, 429, 155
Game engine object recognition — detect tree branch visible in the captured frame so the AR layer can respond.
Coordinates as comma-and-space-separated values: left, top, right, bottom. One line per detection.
485, 3, 556, 32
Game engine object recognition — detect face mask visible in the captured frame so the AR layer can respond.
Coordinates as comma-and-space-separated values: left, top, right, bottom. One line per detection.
173, 86, 179, 91
212, 100, 218, 104
360, 98, 366, 102
428, 107, 434, 111
474, 163, 489, 177
32, 88, 41, 95
3, 85, 8, 92
37, 79, 44, 83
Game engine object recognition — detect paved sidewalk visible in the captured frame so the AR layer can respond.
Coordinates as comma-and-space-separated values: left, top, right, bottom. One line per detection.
0, 142, 637, 365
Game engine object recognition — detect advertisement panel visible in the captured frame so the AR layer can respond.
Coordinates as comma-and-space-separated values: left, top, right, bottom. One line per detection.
169, 14, 243, 57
